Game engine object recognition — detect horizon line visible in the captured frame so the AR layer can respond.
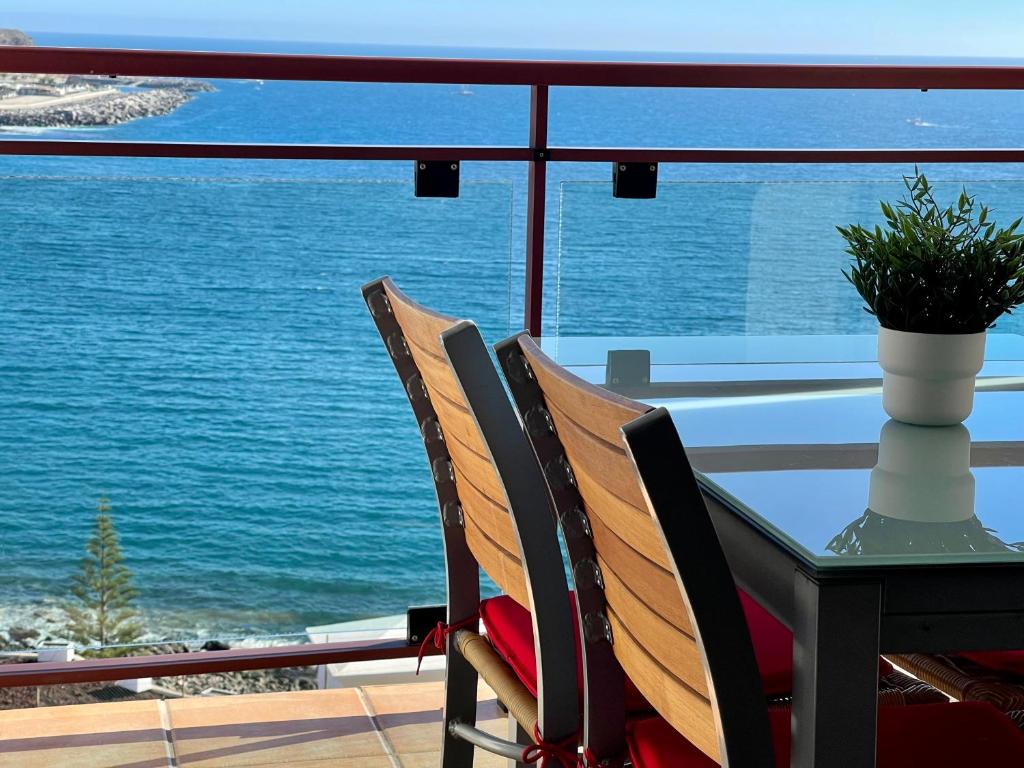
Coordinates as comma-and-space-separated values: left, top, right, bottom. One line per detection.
16, 29, 1024, 64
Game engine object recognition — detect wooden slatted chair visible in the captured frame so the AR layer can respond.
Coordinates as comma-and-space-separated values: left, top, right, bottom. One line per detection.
362, 277, 579, 766
497, 332, 1024, 767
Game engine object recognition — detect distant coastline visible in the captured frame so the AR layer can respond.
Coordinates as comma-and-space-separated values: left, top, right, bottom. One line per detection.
0, 28, 213, 128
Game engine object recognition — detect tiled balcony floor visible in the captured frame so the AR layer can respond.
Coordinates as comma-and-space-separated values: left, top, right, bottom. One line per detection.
0, 682, 508, 767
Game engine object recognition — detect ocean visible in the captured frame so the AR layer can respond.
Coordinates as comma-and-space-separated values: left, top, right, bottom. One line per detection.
4, 32, 1024, 642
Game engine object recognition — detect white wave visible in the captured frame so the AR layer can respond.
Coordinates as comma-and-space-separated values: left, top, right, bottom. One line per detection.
0, 125, 50, 135
0, 124, 114, 136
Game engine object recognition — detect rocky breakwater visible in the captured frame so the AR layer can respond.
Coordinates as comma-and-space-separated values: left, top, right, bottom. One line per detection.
0, 84, 208, 128
0, 27, 215, 128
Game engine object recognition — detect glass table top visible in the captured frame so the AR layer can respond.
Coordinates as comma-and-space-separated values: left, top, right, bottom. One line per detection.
542, 334, 1024, 569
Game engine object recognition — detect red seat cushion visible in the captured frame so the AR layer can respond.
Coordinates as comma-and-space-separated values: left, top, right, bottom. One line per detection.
737, 591, 892, 694
479, 593, 650, 711
959, 651, 1024, 677
480, 591, 892, 707
626, 703, 1024, 768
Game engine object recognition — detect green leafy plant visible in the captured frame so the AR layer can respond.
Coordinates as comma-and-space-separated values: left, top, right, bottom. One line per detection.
839, 170, 1024, 333
66, 496, 142, 655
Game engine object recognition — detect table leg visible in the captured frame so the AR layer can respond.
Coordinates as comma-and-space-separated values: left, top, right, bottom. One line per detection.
791, 573, 882, 768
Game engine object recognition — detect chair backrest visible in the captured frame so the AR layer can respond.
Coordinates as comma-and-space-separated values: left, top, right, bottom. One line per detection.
498, 332, 774, 765
361, 278, 578, 739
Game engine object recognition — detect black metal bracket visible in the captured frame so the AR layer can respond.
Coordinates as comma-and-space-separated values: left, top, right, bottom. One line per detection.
414, 160, 460, 197
612, 161, 658, 199
407, 604, 448, 645
605, 349, 651, 391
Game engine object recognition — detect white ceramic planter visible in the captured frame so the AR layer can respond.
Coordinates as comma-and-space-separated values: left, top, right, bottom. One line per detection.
877, 327, 986, 426
868, 419, 975, 523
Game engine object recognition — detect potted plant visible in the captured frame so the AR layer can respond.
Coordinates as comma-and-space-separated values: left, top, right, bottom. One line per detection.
839, 170, 1024, 425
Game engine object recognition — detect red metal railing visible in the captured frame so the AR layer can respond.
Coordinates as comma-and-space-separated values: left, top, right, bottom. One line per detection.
5, 46, 1024, 333
0, 638, 432, 687
4, 45, 1024, 688
8, 46, 1024, 88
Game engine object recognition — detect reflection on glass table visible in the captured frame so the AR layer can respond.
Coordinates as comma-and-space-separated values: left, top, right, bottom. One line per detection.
554, 333, 1024, 568
826, 420, 1024, 557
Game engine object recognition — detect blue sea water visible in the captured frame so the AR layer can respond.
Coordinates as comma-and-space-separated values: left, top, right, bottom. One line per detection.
4, 33, 1024, 640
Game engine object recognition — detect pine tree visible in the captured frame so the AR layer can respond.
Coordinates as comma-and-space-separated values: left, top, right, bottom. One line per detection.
66, 497, 142, 655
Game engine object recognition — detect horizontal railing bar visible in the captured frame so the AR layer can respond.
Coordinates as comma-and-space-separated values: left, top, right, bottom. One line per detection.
0, 141, 530, 161
0, 638, 437, 688
4, 47, 1024, 89
3, 141, 1024, 164
550, 147, 1024, 163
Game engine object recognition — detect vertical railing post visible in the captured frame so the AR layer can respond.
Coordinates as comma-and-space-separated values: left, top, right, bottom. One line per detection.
524, 84, 549, 337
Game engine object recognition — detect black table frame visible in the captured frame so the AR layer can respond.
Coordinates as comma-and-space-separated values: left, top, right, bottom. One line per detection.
704, 484, 1024, 767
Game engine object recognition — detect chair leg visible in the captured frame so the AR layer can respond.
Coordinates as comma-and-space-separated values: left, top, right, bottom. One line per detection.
506, 716, 528, 768
441, 646, 479, 768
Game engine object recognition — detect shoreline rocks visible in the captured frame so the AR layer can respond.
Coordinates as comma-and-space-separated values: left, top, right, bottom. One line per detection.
154, 666, 318, 698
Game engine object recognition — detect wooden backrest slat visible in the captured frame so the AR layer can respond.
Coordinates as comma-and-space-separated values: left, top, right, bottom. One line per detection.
545, 398, 649, 512
381, 280, 527, 603
525, 344, 647, 445
601, 559, 706, 696
388, 287, 456, 358
454, 464, 523, 566
405, 333, 473, 408
445, 430, 509, 515
590, 517, 694, 636
427, 388, 494, 463
568, 463, 672, 572
605, 608, 719, 762
465, 508, 530, 608
516, 334, 723, 760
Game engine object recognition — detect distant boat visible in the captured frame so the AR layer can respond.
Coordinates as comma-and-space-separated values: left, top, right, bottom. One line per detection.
906, 117, 937, 127
457, 84, 473, 96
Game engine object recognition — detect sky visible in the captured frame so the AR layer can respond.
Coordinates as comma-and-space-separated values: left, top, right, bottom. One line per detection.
5, 1, 1024, 58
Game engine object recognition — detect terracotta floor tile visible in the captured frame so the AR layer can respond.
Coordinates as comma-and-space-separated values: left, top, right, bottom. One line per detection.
362, 681, 505, 758
361, 682, 443, 756
0, 743, 171, 768
165, 689, 367, 728
0, 699, 163, 739
473, 749, 508, 768
0, 682, 528, 768
252, 759, 394, 768
398, 749, 505, 768
407, 747, 512, 768
0, 699, 170, 768
167, 690, 384, 767
396, 753, 437, 768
